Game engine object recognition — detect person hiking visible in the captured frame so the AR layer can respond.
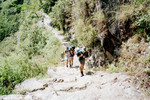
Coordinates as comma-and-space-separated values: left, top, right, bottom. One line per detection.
77, 47, 88, 77
70, 46, 75, 66
63, 47, 72, 68
41, 15, 44, 22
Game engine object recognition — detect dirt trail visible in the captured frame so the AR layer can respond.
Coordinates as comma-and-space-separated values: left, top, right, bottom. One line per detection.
42, 13, 70, 47
0, 14, 149, 100
1, 66, 147, 100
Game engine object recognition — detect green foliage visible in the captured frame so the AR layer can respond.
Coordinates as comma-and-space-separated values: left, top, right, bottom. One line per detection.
72, 0, 87, 20
0, 20, 63, 95
147, 90, 150, 96
70, 39, 78, 47
107, 59, 126, 73
50, 0, 72, 33
134, 12, 150, 35
116, 4, 135, 22
131, 0, 148, 4
0, 55, 47, 95
0, 0, 64, 95
132, 3, 150, 41
40, 0, 58, 14
0, 0, 24, 41
28, 27, 47, 58
73, 18, 98, 46
50, 0, 100, 47
93, 10, 105, 21
116, 1, 150, 41
107, 64, 121, 73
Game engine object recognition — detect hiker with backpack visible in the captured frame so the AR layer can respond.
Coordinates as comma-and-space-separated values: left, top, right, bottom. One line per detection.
41, 15, 44, 22
70, 45, 75, 66
76, 47, 88, 77
63, 47, 72, 68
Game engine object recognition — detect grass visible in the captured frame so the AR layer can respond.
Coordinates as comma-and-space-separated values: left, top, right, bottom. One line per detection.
0, 54, 46, 95
116, 4, 136, 22
73, 18, 97, 46
147, 90, 150, 96
107, 34, 150, 74
106, 63, 125, 73
93, 10, 105, 22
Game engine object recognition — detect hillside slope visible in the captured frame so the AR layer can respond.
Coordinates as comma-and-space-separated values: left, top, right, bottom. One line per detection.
0, 0, 64, 95
1, 13, 149, 100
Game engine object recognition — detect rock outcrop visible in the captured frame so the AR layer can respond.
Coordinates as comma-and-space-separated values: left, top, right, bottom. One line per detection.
84, 0, 133, 66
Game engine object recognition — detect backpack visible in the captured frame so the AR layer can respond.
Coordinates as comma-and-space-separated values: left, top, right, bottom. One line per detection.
71, 45, 75, 50
84, 51, 89, 58
76, 49, 82, 56
81, 47, 88, 58
65, 47, 70, 54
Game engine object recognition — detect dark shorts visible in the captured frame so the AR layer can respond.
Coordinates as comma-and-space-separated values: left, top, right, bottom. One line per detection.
71, 54, 74, 57
79, 57, 85, 65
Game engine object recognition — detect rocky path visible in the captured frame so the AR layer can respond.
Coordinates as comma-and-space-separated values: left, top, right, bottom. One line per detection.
0, 66, 147, 100
42, 13, 70, 47
0, 14, 149, 100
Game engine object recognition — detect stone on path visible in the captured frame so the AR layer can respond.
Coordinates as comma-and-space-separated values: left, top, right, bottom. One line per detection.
14, 78, 45, 93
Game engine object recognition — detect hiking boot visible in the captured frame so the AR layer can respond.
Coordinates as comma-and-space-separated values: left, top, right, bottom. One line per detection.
70, 64, 72, 68
81, 71, 84, 77
81, 74, 84, 77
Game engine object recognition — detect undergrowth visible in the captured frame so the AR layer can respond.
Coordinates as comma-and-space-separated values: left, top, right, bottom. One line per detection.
0, 1, 64, 95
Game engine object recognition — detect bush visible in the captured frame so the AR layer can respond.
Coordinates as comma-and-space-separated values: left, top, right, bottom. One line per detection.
40, 0, 58, 14
134, 14, 150, 36
28, 27, 47, 57
0, 54, 47, 95
116, 4, 135, 22
50, 0, 72, 33
0, 23, 63, 95
0, 0, 64, 95
0, 0, 24, 41
73, 18, 97, 46
132, 2, 150, 41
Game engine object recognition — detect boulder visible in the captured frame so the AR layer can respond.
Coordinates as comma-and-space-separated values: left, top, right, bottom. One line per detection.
14, 78, 45, 93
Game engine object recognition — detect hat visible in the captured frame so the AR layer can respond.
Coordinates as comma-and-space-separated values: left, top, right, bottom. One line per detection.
66, 47, 69, 49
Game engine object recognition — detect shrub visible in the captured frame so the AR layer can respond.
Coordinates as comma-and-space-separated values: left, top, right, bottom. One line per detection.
40, 0, 58, 14
0, 0, 25, 41
0, 54, 47, 95
50, 0, 72, 33
70, 39, 78, 47
0, 0, 64, 95
73, 18, 97, 46
0, 22, 63, 95
134, 11, 150, 36
116, 4, 135, 22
